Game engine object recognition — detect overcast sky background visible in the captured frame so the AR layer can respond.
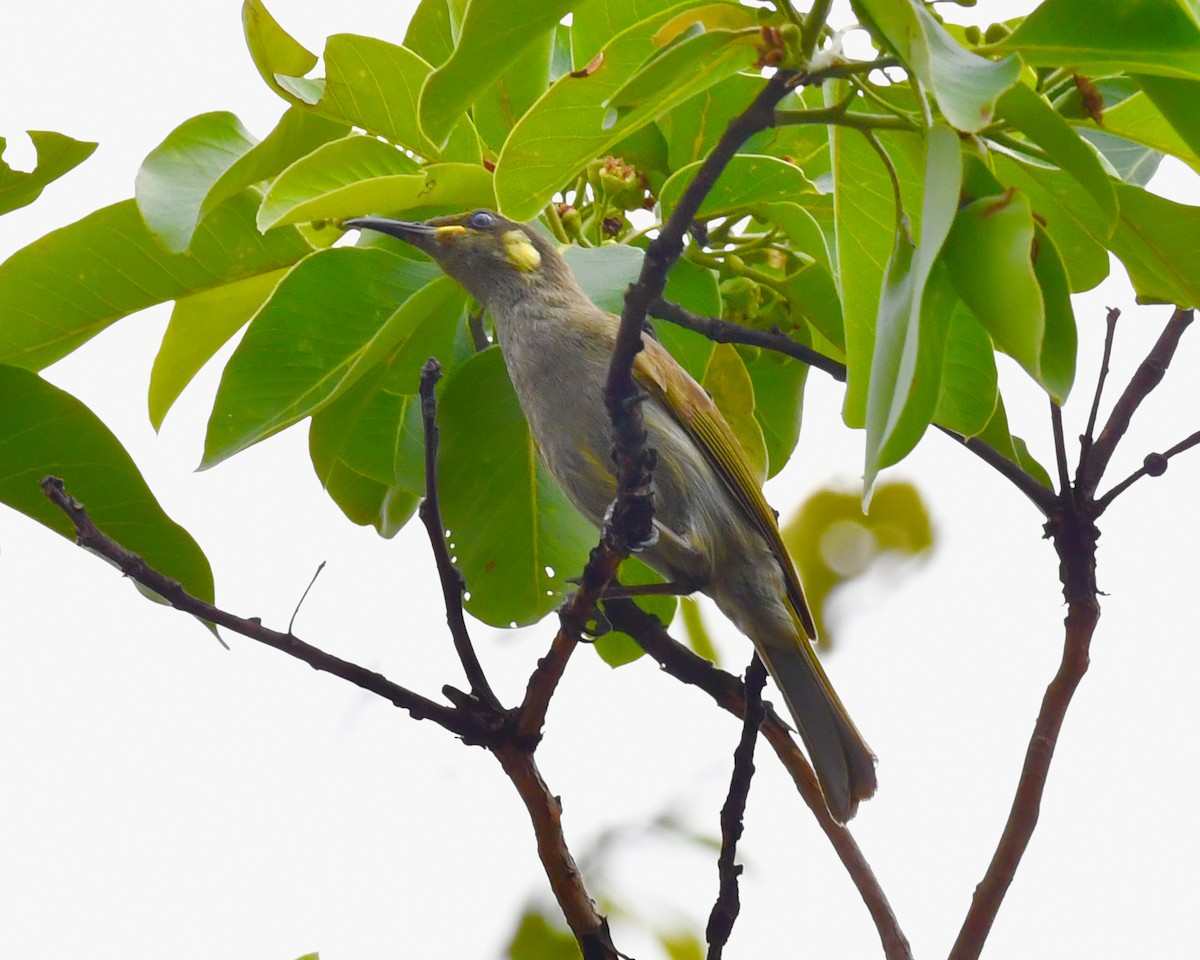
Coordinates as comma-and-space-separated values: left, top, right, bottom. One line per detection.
2, 2, 1198, 958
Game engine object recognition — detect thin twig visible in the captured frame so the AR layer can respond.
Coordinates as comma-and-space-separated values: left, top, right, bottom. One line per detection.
1050, 402, 1072, 497
936, 427, 1059, 516
417, 359, 502, 711
1078, 308, 1194, 498
288, 561, 326, 635
1079, 307, 1120, 465
1094, 428, 1200, 515
707, 655, 767, 959
650, 298, 848, 381
38, 476, 475, 739
602, 598, 913, 960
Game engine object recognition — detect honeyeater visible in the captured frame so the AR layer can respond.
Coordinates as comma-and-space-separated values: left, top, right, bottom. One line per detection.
345, 209, 876, 822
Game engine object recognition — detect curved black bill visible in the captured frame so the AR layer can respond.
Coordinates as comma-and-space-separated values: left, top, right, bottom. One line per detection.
343, 216, 435, 243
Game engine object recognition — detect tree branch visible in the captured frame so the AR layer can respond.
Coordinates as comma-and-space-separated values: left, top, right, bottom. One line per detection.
1079, 307, 1120, 465
602, 598, 913, 960
936, 427, 1060, 516
418, 359, 502, 711
706, 655, 766, 958
948, 592, 1099, 960
38, 476, 476, 740
1078, 308, 1194, 498
1093, 428, 1200, 515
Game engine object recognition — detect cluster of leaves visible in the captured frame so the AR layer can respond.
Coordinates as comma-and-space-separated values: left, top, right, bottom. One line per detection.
2, 0, 1199, 643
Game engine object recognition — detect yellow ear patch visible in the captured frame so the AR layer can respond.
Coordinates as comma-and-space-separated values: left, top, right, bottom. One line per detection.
503, 229, 542, 272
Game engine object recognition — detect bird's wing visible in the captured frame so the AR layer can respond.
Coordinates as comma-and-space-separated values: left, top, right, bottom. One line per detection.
633, 335, 818, 640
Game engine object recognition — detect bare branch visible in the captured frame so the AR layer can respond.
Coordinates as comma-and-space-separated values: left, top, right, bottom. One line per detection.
1094, 428, 1200, 515
602, 598, 913, 960
935, 427, 1059, 516
417, 359, 503, 711
650, 298, 848, 381
707, 655, 767, 959
1079, 307, 1120, 463
1078, 308, 1194, 497
949, 593, 1099, 960
39, 476, 474, 739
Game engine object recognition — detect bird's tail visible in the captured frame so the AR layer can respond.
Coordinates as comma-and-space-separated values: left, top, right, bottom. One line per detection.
753, 611, 877, 823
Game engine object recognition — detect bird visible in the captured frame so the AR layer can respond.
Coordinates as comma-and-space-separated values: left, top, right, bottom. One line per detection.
344, 209, 876, 822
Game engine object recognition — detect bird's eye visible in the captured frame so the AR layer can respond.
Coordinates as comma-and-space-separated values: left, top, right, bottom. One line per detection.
467, 210, 496, 230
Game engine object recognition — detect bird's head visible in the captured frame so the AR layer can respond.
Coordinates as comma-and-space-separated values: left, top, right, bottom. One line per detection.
344, 210, 570, 309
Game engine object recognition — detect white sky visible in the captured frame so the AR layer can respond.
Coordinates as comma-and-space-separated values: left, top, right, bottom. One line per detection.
2, 2, 1198, 958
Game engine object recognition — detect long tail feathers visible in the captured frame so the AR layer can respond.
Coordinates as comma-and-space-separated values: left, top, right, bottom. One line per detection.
755, 635, 877, 823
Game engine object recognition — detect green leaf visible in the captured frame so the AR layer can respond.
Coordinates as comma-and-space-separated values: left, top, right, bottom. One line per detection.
257, 135, 421, 230
1004, 0, 1200, 79
1078, 129, 1164, 187
757, 201, 844, 351
1031, 226, 1078, 400
994, 82, 1117, 228
932, 300, 997, 438
202, 248, 439, 467
320, 34, 481, 163
831, 123, 927, 428
403, 0, 457, 67
506, 909, 581, 960
205, 107, 350, 218
603, 21, 762, 128
942, 190, 1061, 397
702, 343, 767, 481
659, 154, 816, 220
855, 0, 1019, 132
419, 0, 582, 150
1108, 182, 1200, 307
261, 151, 494, 230
659, 257, 720, 380
678, 595, 718, 662
495, 0, 725, 220
573, 0, 680, 64
974, 395, 1054, 490
0, 365, 214, 602
0, 130, 96, 216
988, 155, 1110, 292
562, 243, 645, 313
1134, 75, 1200, 162
864, 126, 962, 488
437, 348, 597, 627
149, 268, 287, 430
305, 453, 420, 538
741, 342, 807, 479
241, 0, 319, 103
136, 112, 259, 252
1079, 89, 1200, 174
309, 276, 468, 493
0, 193, 311, 371
473, 29, 556, 154
594, 558, 676, 667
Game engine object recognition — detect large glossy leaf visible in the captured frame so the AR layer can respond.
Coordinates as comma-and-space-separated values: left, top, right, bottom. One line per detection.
855, 0, 1019, 132
242, 0, 319, 103
932, 300, 998, 439
864, 126, 962, 488
573, 0, 680, 63
741, 342, 807, 479
148, 269, 287, 430
437, 347, 597, 627
136, 112, 258, 253
0, 364, 214, 602
320, 34, 481, 163
831, 122, 926, 428
1004, 0, 1200, 79
994, 83, 1117, 229
202, 248, 439, 467
602, 21, 762, 129
986, 154, 1110, 292
1108, 182, 1200, 307
0, 193, 311, 371
205, 107, 350, 218
1074, 90, 1200, 175
495, 0, 723, 220
0, 131, 96, 216
402, 0, 458, 67
473, 29, 556, 155
658, 154, 817, 219
306, 454, 420, 539
1135, 75, 1200, 161
419, 0, 582, 149
261, 148, 494, 230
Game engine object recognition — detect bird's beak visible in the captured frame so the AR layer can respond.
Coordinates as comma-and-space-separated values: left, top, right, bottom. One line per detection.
343, 216, 438, 253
